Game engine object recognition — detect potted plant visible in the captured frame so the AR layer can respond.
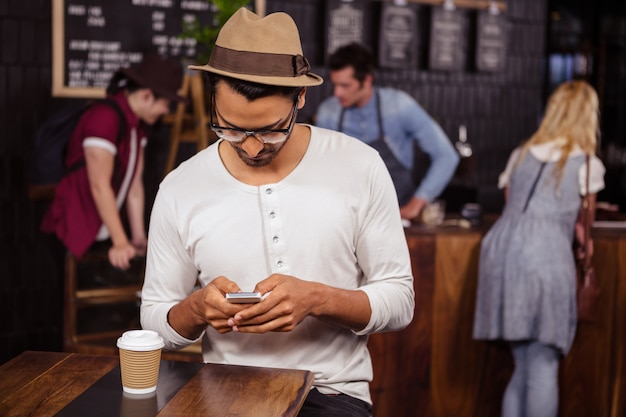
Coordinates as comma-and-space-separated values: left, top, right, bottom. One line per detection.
164, 0, 252, 175
180, 0, 252, 64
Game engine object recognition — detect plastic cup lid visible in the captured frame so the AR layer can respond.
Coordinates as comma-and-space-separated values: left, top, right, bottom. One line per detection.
117, 330, 164, 351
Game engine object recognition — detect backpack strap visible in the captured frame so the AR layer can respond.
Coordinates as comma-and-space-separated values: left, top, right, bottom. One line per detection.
101, 99, 127, 189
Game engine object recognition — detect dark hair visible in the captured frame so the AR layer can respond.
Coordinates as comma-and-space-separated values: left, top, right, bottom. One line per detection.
206, 72, 303, 103
328, 42, 375, 84
106, 71, 126, 96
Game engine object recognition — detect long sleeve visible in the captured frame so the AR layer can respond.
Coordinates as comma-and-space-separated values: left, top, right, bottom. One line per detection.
381, 89, 459, 201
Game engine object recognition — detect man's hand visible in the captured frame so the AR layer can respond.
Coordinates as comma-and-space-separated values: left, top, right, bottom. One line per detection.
226, 274, 371, 334
400, 196, 428, 221
168, 276, 251, 338
170, 275, 370, 338
227, 274, 315, 333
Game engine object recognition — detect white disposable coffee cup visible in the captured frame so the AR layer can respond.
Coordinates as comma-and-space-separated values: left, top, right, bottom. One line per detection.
117, 330, 165, 394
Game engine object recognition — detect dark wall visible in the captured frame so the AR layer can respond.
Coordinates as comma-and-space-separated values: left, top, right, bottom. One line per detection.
0, 0, 547, 364
1, 0, 67, 364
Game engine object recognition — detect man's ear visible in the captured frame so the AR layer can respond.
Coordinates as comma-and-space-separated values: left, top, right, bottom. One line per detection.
297, 88, 307, 110
362, 74, 374, 89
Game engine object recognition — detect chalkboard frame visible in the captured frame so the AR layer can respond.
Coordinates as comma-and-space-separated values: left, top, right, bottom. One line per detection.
52, 0, 266, 98
52, 0, 101, 98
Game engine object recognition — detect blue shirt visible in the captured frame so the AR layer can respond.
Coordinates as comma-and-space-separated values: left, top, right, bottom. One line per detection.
315, 87, 459, 202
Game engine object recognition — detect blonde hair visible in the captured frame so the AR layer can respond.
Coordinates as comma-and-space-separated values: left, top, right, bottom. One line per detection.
518, 80, 599, 187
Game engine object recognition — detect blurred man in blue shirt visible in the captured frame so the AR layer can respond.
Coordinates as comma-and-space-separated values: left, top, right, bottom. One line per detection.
316, 43, 459, 221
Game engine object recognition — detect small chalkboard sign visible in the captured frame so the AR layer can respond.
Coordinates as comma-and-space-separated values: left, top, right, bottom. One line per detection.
324, 0, 366, 60
476, 10, 507, 72
52, 0, 215, 98
429, 6, 465, 71
378, 3, 418, 69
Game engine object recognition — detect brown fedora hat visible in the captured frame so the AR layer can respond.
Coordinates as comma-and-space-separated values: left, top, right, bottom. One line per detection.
118, 54, 185, 102
188, 8, 323, 87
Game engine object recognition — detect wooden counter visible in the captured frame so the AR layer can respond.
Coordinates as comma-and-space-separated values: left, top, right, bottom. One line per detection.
368, 222, 626, 417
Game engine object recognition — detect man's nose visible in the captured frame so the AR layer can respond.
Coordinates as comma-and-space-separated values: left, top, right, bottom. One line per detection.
240, 134, 265, 156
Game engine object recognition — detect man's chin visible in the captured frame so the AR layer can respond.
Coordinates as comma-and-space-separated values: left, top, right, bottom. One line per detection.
236, 149, 275, 167
339, 99, 355, 108
232, 138, 290, 168
242, 157, 273, 168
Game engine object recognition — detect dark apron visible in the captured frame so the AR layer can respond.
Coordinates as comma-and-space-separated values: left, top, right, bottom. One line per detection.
339, 90, 415, 205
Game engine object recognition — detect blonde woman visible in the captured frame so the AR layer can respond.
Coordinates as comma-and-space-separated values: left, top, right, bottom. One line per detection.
473, 80, 605, 417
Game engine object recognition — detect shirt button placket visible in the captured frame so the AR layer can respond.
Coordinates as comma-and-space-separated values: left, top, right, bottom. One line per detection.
264, 186, 288, 273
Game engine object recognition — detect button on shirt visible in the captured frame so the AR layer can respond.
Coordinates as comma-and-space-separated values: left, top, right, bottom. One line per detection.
316, 87, 459, 202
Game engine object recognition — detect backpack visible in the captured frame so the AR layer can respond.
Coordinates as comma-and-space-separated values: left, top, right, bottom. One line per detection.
29, 99, 126, 189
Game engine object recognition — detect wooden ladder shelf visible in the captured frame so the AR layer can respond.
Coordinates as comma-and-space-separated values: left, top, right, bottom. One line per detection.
162, 71, 216, 177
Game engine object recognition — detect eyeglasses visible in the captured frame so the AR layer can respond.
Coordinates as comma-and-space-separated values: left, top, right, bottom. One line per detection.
210, 98, 298, 145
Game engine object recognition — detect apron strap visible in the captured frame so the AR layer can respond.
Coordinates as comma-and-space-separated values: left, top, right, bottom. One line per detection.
338, 90, 415, 205
338, 89, 385, 141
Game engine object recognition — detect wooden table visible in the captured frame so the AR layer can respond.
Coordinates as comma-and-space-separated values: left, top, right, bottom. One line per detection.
0, 351, 314, 417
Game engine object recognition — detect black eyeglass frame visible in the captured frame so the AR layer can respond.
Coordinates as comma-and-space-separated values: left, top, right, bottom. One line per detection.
209, 96, 299, 145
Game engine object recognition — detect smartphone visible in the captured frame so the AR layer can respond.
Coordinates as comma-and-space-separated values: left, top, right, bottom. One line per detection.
225, 292, 263, 303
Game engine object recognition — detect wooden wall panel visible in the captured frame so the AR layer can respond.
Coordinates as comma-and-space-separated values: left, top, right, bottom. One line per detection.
559, 235, 617, 417
430, 232, 483, 416
611, 238, 626, 417
369, 233, 436, 417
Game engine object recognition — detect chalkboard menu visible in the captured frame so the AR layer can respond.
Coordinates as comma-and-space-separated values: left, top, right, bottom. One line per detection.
475, 10, 507, 72
378, 3, 418, 69
52, 0, 215, 98
324, 0, 366, 60
429, 7, 464, 71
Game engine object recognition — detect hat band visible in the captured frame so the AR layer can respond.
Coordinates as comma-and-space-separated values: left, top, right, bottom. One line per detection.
209, 45, 311, 78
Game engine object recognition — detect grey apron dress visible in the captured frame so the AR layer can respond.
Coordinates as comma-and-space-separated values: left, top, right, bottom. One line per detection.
472, 152, 585, 355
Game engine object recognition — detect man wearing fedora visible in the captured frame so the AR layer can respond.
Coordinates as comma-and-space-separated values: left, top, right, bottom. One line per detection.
41, 54, 184, 270
140, 8, 414, 416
